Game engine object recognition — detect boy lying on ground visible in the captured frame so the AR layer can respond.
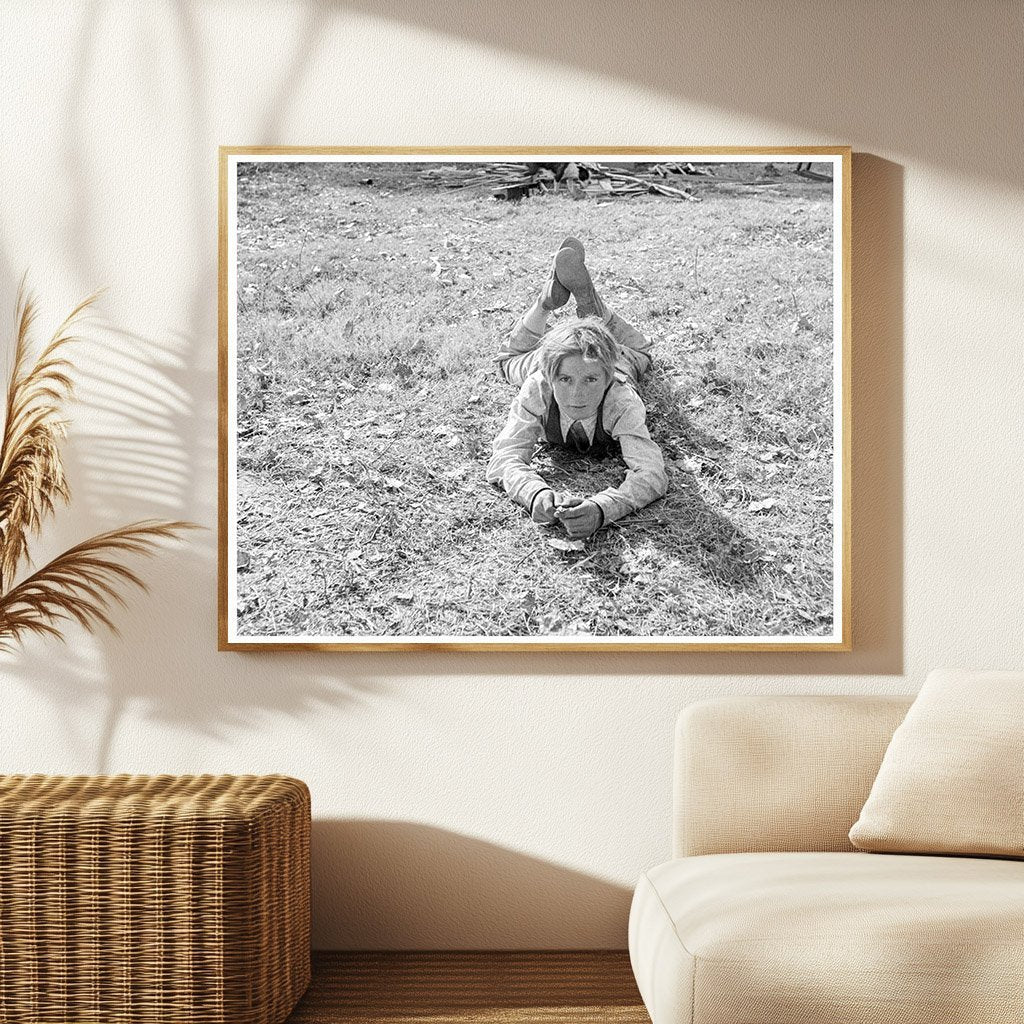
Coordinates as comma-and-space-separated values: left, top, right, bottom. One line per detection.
487, 237, 669, 539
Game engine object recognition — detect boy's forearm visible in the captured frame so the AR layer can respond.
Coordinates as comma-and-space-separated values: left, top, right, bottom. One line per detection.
486, 455, 549, 511
590, 464, 669, 524
509, 475, 550, 511
590, 492, 632, 525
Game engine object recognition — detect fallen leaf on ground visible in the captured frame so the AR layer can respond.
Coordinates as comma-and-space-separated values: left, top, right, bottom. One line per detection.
565, 619, 593, 635
748, 498, 777, 512
548, 538, 586, 552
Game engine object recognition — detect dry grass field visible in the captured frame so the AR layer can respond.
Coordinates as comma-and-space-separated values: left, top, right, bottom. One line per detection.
232, 161, 836, 639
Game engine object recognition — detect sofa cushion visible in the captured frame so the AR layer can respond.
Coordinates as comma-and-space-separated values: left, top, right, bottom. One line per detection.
849, 668, 1024, 857
675, 695, 912, 857
629, 852, 1024, 1024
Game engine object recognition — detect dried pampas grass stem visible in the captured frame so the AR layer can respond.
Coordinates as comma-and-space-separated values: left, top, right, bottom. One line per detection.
0, 281, 196, 650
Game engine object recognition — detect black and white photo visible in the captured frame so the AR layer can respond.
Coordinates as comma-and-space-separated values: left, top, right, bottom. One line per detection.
219, 149, 850, 650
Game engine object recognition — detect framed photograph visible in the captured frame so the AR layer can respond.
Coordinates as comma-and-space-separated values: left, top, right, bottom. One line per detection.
219, 147, 850, 651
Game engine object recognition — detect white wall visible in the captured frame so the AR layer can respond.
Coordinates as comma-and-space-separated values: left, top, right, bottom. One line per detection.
0, 1, 1021, 949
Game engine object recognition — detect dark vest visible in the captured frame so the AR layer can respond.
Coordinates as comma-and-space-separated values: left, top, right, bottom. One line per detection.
543, 388, 618, 458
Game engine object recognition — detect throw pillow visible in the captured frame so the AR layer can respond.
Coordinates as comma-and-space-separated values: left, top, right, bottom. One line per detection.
849, 668, 1024, 857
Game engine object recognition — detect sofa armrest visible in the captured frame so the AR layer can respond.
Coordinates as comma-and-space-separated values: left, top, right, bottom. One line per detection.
674, 695, 912, 857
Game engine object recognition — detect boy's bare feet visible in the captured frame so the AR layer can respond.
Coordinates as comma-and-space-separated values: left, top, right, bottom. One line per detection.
554, 244, 602, 317
540, 236, 585, 310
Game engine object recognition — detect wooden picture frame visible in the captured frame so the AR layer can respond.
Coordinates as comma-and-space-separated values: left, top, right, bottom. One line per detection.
219, 147, 851, 651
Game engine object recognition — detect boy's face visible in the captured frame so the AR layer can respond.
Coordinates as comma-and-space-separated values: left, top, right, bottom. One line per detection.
552, 354, 610, 420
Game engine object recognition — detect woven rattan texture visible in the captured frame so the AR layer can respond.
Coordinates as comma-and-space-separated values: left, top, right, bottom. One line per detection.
0, 774, 311, 1024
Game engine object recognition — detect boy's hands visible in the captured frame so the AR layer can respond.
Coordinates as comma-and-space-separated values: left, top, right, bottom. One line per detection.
530, 489, 558, 525
554, 495, 604, 538
531, 491, 604, 537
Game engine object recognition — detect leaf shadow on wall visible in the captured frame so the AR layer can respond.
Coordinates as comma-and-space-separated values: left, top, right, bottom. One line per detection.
311, 819, 635, 949
0, 1, 384, 772
0, 320, 385, 773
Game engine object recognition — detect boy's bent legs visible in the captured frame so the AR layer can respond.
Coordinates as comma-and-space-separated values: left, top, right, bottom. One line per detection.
498, 343, 545, 386
496, 301, 549, 385
497, 302, 652, 388
559, 249, 652, 386
495, 239, 653, 387
496, 238, 581, 385
601, 305, 652, 386
604, 309, 651, 357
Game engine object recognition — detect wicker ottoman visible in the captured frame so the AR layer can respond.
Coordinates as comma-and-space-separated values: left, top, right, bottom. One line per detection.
0, 774, 310, 1024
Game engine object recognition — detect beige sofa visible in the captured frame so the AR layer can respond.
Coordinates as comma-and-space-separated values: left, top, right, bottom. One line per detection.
629, 695, 1024, 1024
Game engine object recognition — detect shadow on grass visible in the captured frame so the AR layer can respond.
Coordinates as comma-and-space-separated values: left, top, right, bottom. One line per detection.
541, 443, 760, 595
636, 370, 762, 591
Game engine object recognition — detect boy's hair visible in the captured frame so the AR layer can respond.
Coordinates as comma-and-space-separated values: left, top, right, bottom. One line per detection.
538, 317, 617, 384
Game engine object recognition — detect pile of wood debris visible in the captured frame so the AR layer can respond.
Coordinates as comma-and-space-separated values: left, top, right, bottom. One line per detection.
419, 161, 830, 202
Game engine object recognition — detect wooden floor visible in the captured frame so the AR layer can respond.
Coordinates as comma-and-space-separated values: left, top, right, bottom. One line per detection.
287, 951, 649, 1024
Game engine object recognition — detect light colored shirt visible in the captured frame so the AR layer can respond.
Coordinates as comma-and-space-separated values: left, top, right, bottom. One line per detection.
559, 412, 597, 443
486, 372, 669, 524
